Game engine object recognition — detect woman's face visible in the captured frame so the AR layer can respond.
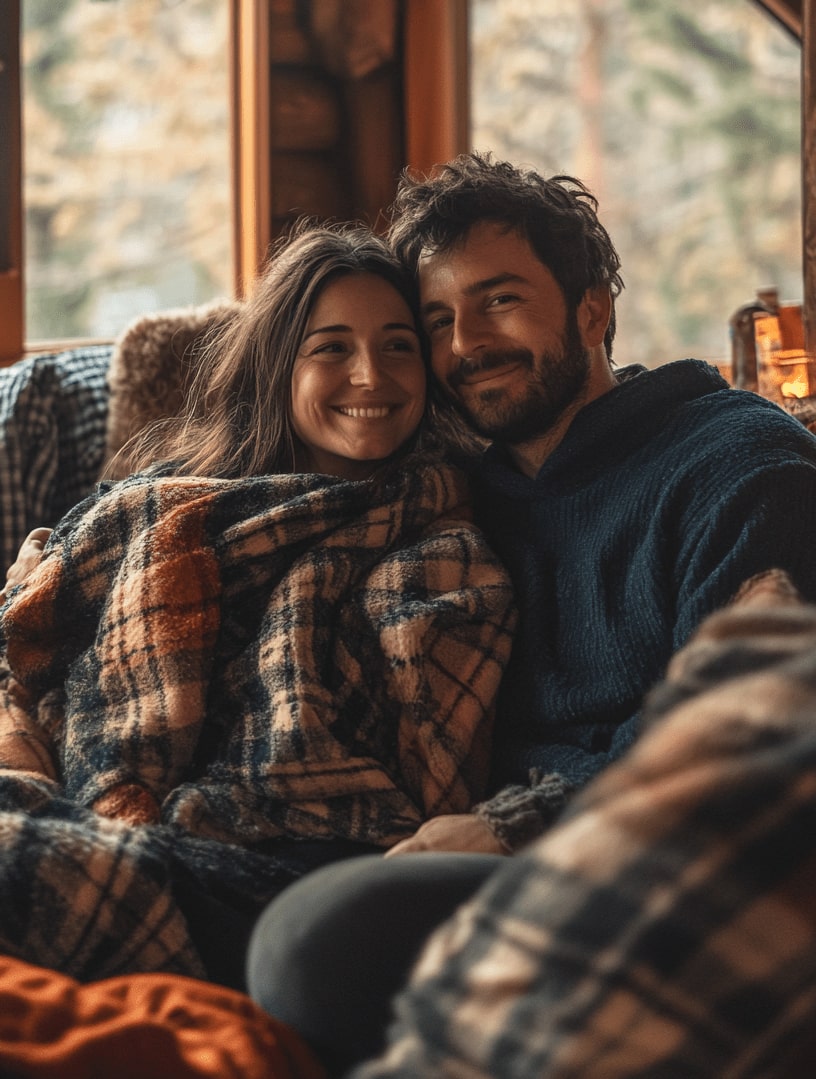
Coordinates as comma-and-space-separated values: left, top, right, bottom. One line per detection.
291, 273, 426, 479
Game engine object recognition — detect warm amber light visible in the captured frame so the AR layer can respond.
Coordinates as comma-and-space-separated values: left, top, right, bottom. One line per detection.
781, 366, 810, 398
772, 351, 812, 400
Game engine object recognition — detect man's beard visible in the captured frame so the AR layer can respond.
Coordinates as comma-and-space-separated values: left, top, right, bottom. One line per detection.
445, 315, 591, 444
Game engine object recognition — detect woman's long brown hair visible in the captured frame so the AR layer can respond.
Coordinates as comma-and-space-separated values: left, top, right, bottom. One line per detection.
126, 219, 424, 479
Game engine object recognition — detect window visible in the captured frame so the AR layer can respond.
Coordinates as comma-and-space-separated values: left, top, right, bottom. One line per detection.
470, 0, 802, 372
0, 0, 270, 362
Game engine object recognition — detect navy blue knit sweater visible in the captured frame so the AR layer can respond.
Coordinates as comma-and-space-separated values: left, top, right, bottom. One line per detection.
472, 360, 816, 848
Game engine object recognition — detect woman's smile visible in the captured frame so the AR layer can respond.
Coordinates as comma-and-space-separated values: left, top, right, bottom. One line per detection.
291, 273, 426, 479
335, 404, 399, 418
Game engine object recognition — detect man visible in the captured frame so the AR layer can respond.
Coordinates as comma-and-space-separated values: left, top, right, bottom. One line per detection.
246, 154, 816, 1070
382, 152, 816, 860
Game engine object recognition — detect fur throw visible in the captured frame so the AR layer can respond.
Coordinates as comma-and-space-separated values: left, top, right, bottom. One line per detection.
103, 299, 241, 479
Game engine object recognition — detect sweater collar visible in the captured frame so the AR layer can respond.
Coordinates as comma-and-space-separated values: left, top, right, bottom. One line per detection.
475, 359, 728, 493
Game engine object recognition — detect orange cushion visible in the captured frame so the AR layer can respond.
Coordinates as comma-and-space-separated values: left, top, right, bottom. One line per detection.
0, 956, 326, 1079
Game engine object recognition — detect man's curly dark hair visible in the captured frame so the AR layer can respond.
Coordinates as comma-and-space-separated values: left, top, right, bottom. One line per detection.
387, 152, 624, 358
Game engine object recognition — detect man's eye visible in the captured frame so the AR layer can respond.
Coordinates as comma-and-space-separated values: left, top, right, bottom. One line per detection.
489, 294, 516, 307
426, 315, 452, 334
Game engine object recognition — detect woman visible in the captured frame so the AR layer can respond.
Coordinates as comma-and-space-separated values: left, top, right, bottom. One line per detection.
0, 222, 515, 989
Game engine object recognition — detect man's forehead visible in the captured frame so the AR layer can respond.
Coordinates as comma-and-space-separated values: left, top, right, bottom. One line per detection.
417, 225, 547, 302
419, 220, 521, 262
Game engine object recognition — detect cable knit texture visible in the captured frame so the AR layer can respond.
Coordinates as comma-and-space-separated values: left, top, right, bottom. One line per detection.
471, 360, 816, 839
475, 772, 574, 852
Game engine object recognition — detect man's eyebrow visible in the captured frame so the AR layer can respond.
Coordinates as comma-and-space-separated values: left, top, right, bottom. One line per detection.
302, 321, 417, 340
421, 272, 529, 313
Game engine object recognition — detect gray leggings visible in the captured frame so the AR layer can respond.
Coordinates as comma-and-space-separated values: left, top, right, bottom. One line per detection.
246, 851, 503, 1072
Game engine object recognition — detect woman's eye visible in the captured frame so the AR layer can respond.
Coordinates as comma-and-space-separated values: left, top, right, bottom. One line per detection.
312, 341, 346, 356
387, 337, 419, 352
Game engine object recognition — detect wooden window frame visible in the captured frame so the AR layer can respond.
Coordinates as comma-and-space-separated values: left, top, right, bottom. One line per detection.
0, 0, 269, 366
405, 0, 816, 357
403, 0, 470, 172
0, 2, 22, 365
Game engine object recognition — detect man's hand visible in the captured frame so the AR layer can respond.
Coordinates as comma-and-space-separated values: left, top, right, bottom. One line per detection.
385, 813, 509, 858
0, 527, 52, 603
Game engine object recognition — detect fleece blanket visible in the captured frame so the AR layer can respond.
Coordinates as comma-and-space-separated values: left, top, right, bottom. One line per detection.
0, 954, 326, 1079
0, 456, 515, 979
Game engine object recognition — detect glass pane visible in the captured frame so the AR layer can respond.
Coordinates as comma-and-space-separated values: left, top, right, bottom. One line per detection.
470, 0, 802, 372
22, 0, 232, 342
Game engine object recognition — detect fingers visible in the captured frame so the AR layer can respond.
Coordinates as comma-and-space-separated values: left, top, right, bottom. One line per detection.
1, 527, 53, 603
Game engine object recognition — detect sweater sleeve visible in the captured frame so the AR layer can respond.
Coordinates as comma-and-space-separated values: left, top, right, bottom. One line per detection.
473, 714, 639, 851
671, 453, 816, 650
474, 772, 575, 851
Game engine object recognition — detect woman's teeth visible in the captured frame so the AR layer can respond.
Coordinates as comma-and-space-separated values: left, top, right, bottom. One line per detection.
338, 406, 391, 418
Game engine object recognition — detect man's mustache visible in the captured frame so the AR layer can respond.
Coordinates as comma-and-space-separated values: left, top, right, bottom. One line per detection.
447, 348, 534, 389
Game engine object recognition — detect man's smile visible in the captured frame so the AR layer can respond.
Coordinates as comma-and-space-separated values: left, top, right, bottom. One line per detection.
448, 349, 533, 391
457, 362, 524, 388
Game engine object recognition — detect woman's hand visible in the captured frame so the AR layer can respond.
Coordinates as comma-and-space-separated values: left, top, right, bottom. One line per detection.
0, 527, 52, 603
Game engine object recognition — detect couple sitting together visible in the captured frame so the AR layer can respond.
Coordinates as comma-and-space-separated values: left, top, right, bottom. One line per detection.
3, 153, 816, 1077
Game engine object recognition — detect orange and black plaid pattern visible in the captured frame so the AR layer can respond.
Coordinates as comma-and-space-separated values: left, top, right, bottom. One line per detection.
356, 570, 816, 1078
0, 456, 516, 850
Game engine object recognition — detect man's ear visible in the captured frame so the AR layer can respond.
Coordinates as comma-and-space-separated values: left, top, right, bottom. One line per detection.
577, 286, 612, 348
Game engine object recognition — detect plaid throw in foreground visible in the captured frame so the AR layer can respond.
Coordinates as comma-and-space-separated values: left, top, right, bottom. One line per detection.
355, 569, 816, 1078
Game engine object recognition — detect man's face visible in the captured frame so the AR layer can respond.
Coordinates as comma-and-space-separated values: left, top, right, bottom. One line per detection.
418, 221, 591, 443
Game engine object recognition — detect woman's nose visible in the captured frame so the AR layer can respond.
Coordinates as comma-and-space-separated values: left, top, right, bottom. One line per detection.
348, 346, 384, 386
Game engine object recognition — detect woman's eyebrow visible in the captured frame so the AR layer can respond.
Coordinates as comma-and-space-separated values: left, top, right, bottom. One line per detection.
383, 321, 419, 333
302, 321, 417, 340
302, 323, 352, 339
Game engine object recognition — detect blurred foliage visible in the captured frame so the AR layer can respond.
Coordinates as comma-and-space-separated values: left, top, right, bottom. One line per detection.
23, 0, 231, 340
471, 0, 802, 368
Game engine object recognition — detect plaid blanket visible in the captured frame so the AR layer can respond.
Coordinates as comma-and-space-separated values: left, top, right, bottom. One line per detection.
0, 457, 515, 847
0, 456, 514, 979
355, 569, 816, 1078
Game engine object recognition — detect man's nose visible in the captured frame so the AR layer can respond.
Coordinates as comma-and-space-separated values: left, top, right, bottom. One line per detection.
451, 313, 490, 359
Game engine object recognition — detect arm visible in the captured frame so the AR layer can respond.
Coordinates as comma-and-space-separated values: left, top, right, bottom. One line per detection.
0, 476, 223, 821
385, 772, 577, 857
